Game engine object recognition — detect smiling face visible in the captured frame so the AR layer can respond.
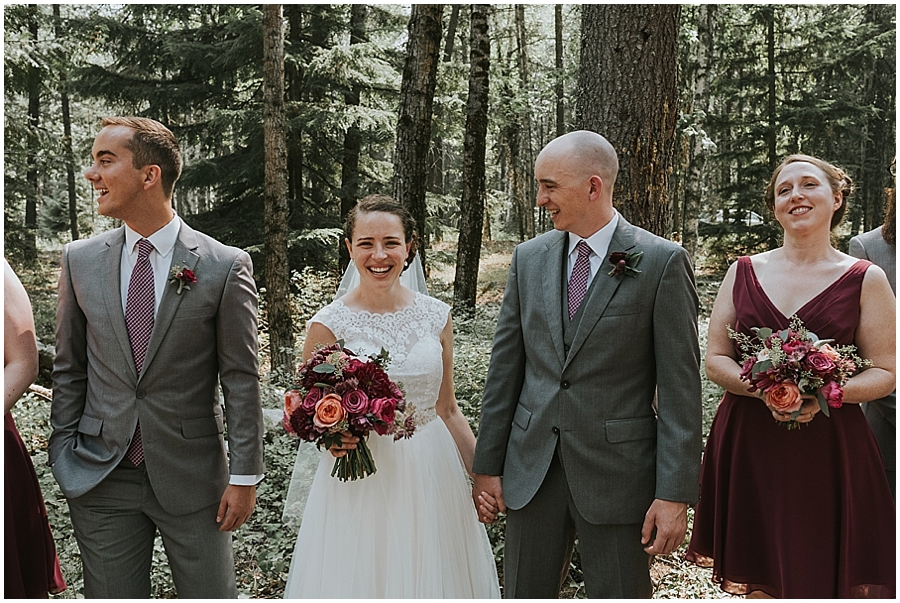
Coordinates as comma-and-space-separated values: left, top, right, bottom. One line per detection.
346, 211, 411, 287
772, 161, 843, 233
84, 125, 148, 221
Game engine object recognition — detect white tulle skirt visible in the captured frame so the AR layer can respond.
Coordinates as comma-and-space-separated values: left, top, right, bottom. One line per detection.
283, 417, 500, 598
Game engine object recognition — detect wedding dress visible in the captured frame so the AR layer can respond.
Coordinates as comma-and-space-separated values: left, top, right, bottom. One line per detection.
283, 292, 500, 598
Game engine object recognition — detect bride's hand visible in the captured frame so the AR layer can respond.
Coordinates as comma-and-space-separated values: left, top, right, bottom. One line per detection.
329, 432, 359, 458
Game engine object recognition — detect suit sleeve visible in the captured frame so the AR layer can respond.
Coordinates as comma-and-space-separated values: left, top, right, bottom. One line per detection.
848, 236, 869, 261
49, 244, 88, 465
472, 247, 527, 476
652, 247, 702, 504
216, 252, 265, 476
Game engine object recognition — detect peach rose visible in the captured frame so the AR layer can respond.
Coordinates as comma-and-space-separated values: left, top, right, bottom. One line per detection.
314, 393, 345, 429
765, 382, 803, 414
285, 389, 304, 414
818, 343, 841, 362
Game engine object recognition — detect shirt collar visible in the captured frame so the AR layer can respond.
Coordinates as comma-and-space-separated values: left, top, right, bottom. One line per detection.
567, 210, 619, 258
124, 214, 181, 258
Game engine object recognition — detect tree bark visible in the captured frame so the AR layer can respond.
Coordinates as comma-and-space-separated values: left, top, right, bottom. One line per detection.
25, 4, 41, 262
339, 4, 367, 272
54, 4, 79, 242
577, 5, 681, 237
514, 4, 534, 239
453, 5, 491, 312
392, 4, 443, 270
683, 4, 715, 258
263, 4, 293, 380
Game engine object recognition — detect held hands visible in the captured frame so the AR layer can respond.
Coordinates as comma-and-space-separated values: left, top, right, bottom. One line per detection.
764, 393, 820, 424
472, 474, 506, 524
328, 431, 359, 458
641, 499, 687, 556
216, 484, 256, 532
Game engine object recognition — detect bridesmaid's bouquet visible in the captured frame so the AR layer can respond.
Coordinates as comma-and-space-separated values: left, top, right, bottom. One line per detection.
729, 315, 870, 429
283, 341, 417, 481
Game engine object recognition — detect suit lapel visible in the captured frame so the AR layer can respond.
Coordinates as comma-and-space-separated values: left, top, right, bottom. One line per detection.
541, 231, 568, 366
101, 229, 138, 380
140, 224, 200, 379
564, 218, 636, 369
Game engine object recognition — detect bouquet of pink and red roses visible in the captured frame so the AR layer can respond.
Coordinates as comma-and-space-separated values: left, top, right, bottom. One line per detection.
729, 315, 871, 429
283, 340, 417, 481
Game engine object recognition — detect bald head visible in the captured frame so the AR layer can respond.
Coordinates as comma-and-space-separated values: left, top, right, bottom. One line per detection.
538, 130, 619, 193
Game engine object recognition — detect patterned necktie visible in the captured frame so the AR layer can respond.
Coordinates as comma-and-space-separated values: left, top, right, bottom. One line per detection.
568, 240, 592, 320
124, 238, 155, 465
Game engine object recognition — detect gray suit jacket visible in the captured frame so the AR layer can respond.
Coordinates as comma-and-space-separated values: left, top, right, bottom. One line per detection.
849, 227, 895, 471
50, 222, 265, 516
473, 217, 702, 525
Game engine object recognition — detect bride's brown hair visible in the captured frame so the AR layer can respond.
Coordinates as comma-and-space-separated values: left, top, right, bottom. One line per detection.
344, 195, 420, 271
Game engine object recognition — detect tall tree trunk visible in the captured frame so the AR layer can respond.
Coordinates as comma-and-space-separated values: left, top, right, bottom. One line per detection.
428, 5, 459, 196
554, 5, 564, 139
764, 6, 777, 173
453, 5, 491, 312
285, 4, 304, 227
263, 4, 293, 380
392, 4, 443, 270
514, 4, 534, 239
577, 5, 681, 237
683, 4, 715, 258
25, 4, 41, 262
54, 4, 79, 242
339, 4, 368, 272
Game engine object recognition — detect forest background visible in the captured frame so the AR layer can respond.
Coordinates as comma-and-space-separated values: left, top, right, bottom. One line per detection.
4, 4, 895, 598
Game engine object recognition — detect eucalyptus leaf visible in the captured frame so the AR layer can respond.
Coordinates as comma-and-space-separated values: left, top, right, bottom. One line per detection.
817, 391, 831, 417
313, 363, 336, 373
756, 327, 773, 340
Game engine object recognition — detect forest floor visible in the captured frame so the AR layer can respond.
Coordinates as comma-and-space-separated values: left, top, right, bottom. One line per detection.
15, 240, 734, 599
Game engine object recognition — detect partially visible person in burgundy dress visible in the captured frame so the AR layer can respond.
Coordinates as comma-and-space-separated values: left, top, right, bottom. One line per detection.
686, 156, 896, 598
4, 258, 67, 598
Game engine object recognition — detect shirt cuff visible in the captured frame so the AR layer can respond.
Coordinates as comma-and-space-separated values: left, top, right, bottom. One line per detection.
229, 474, 264, 486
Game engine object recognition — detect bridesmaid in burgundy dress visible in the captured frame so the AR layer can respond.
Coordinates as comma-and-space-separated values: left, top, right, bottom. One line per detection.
687, 156, 895, 598
4, 259, 66, 598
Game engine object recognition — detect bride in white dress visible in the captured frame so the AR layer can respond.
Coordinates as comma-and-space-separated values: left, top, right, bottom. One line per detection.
283, 195, 500, 598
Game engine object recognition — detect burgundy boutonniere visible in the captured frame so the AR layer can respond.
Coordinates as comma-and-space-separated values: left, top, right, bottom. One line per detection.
607, 251, 643, 278
169, 265, 197, 294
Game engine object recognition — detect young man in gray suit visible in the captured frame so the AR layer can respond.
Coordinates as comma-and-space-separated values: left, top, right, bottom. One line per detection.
849, 195, 895, 499
50, 117, 265, 598
472, 130, 702, 598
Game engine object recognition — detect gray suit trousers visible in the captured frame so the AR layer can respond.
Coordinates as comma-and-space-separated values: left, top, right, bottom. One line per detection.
504, 450, 652, 598
67, 461, 236, 598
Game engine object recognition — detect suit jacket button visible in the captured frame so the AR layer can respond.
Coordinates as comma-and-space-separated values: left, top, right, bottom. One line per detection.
552, 426, 560, 434
561, 381, 570, 389
136, 389, 146, 399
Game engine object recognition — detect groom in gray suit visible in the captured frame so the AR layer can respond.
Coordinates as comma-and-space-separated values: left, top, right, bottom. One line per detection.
50, 117, 265, 598
472, 131, 701, 598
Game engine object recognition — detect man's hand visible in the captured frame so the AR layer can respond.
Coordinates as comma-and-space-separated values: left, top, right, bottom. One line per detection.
216, 484, 256, 532
472, 474, 506, 524
640, 499, 687, 556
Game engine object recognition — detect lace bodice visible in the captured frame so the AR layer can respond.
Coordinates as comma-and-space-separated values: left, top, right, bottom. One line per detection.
308, 292, 450, 423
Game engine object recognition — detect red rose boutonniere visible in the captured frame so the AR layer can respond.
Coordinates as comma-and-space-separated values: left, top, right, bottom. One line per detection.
607, 251, 643, 278
169, 265, 197, 294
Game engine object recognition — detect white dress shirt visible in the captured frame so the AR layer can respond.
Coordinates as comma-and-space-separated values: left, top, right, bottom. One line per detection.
566, 210, 620, 288
121, 215, 263, 487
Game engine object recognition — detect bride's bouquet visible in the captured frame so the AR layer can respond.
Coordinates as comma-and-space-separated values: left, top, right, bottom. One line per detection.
283, 341, 417, 481
729, 315, 870, 429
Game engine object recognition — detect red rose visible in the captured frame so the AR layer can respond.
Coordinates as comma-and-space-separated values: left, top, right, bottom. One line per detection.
608, 252, 628, 265
820, 381, 843, 409
342, 389, 369, 414
805, 351, 836, 377
179, 268, 197, 283
370, 397, 397, 426
302, 387, 323, 413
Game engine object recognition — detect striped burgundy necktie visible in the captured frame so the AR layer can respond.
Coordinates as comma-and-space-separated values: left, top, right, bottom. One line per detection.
567, 240, 592, 320
124, 238, 155, 466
